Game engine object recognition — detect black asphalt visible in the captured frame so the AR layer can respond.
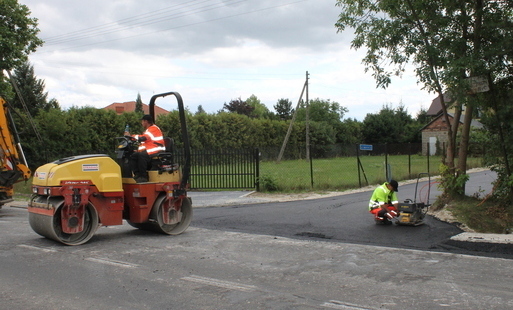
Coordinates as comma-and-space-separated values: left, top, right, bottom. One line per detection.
191, 170, 513, 259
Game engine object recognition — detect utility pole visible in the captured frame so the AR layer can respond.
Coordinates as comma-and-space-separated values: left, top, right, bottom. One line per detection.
276, 71, 309, 163
305, 71, 310, 161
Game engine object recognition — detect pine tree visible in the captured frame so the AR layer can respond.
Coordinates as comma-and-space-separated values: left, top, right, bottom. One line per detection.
11, 61, 59, 117
135, 93, 144, 113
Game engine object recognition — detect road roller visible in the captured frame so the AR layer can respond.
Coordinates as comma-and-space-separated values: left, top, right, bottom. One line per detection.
28, 92, 193, 245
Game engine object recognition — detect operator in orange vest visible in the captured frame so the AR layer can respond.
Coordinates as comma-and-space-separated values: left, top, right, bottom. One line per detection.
124, 114, 165, 183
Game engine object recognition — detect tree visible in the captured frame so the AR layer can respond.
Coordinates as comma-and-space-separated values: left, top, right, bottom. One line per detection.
11, 61, 59, 116
223, 97, 254, 116
195, 105, 206, 115
337, 118, 363, 145
362, 104, 416, 144
135, 93, 143, 113
10, 62, 58, 166
274, 98, 294, 120
296, 98, 348, 128
0, 0, 43, 96
416, 108, 429, 125
246, 94, 273, 119
335, 0, 513, 198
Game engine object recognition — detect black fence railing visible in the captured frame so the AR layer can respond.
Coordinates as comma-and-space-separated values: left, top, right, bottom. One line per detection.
170, 142, 484, 191
258, 142, 484, 191
175, 148, 259, 190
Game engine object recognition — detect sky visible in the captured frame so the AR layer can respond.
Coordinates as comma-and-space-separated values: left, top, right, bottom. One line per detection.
19, 0, 435, 121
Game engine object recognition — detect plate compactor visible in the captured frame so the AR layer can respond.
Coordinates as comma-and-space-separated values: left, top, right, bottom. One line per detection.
396, 173, 431, 226
28, 92, 192, 245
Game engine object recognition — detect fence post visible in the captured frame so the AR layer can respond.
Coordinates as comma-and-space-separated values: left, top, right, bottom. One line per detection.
427, 142, 430, 174
255, 148, 260, 191
356, 144, 361, 188
308, 144, 313, 188
408, 143, 411, 178
385, 143, 388, 180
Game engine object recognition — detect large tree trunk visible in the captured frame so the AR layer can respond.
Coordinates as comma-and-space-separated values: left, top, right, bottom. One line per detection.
457, 104, 474, 194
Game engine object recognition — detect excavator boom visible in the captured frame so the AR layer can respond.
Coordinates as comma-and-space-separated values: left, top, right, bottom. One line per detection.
0, 97, 31, 204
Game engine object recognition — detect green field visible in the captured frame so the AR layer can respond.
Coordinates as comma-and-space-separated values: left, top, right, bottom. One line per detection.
260, 155, 484, 192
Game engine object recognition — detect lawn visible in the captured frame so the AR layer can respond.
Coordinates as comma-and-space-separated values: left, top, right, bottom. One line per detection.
260, 155, 483, 192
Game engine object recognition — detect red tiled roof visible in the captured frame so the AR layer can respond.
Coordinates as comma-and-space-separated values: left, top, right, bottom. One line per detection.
103, 101, 169, 116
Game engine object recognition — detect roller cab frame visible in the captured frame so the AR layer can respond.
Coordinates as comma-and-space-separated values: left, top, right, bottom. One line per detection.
28, 92, 192, 245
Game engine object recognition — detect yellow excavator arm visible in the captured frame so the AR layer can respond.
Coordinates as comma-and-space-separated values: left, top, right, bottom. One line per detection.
0, 97, 31, 204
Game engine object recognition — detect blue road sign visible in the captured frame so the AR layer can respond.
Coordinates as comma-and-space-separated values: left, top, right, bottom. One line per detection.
360, 144, 373, 151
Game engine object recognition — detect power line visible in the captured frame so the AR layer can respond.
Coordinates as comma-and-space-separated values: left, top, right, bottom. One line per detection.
44, 0, 310, 49
43, 0, 250, 45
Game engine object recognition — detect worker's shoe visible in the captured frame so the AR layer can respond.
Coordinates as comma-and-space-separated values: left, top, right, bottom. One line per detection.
386, 210, 398, 219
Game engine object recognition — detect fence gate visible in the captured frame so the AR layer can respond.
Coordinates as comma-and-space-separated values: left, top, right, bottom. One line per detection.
184, 148, 259, 190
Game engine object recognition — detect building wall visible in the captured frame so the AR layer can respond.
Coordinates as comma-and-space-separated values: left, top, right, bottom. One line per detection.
421, 116, 453, 155
421, 130, 448, 155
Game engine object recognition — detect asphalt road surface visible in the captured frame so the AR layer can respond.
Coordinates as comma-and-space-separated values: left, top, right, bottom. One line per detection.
1, 169, 512, 309
191, 170, 512, 258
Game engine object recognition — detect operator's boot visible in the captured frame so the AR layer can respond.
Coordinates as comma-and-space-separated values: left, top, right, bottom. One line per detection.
374, 216, 392, 225
386, 210, 398, 219
135, 173, 149, 183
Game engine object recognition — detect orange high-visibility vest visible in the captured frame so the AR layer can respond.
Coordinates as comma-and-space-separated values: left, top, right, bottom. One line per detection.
134, 124, 165, 155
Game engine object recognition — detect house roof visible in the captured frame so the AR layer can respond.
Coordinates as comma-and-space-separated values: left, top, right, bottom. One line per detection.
426, 93, 452, 116
103, 101, 169, 116
421, 113, 483, 131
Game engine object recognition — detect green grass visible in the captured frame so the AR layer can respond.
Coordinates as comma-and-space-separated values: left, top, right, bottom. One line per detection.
260, 155, 483, 192
447, 196, 513, 234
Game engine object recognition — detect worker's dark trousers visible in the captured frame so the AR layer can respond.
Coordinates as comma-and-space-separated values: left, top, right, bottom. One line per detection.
130, 150, 150, 178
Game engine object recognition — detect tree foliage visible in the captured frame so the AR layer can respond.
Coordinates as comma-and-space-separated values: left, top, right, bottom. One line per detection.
21, 107, 126, 168
246, 94, 273, 119
337, 118, 363, 145
0, 0, 43, 95
135, 93, 143, 113
296, 98, 347, 126
223, 97, 254, 116
274, 98, 294, 120
195, 104, 206, 115
11, 61, 59, 116
335, 0, 513, 199
362, 104, 417, 144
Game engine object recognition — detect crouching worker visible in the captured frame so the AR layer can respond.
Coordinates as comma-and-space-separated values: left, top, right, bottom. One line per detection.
124, 114, 166, 183
369, 180, 399, 224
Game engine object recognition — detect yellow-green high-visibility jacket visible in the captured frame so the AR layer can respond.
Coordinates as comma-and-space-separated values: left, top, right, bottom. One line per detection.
368, 182, 398, 210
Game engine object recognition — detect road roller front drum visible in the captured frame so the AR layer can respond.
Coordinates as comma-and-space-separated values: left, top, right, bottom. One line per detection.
29, 196, 100, 246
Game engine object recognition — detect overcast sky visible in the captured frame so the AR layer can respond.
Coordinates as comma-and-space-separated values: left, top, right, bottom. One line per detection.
19, 0, 434, 120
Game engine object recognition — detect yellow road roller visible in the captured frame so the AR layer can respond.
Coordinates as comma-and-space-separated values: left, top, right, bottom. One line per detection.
28, 92, 192, 245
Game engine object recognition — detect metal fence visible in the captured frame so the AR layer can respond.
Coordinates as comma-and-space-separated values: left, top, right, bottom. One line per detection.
258, 142, 484, 191
172, 143, 483, 191
175, 148, 260, 190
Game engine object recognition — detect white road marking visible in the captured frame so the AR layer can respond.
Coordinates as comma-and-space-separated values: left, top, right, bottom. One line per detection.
321, 300, 378, 310
181, 275, 257, 292
17, 244, 57, 253
85, 257, 139, 268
